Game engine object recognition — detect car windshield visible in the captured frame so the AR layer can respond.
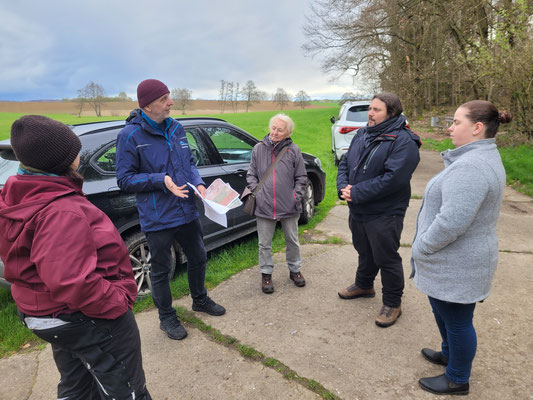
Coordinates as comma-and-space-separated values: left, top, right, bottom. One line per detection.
0, 150, 19, 185
346, 105, 369, 123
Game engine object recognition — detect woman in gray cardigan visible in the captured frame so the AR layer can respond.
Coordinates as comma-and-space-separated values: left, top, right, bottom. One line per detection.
411, 100, 512, 395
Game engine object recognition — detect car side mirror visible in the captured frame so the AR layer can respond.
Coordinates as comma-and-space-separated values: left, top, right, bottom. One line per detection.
330, 116, 335, 124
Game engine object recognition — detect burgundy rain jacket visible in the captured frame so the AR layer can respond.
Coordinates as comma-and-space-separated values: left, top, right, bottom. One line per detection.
246, 136, 308, 220
0, 175, 137, 319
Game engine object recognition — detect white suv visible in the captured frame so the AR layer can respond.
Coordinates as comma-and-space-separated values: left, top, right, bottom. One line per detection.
330, 100, 370, 165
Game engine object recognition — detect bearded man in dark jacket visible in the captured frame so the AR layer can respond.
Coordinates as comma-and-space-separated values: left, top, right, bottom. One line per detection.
337, 92, 421, 328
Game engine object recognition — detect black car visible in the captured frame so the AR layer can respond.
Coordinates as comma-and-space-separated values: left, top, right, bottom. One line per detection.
0, 117, 326, 295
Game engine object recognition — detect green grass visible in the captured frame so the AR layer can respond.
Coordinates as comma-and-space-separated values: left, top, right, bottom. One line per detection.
499, 144, 533, 197
420, 137, 533, 198
420, 138, 453, 152
0, 113, 123, 141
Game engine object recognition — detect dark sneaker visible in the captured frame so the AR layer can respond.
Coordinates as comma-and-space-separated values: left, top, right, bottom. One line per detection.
421, 348, 448, 366
192, 296, 226, 316
289, 271, 306, 287
160, 318, 188, 340
338, 283, 375, 299
262, 273, 274, 294
375, 305, 402, 327
419, 373, 469, 395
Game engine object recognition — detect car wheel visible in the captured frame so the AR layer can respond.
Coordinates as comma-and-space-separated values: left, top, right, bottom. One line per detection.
299, 180, 315, 224
124, 231, 176, 297
334, 153, 339, 166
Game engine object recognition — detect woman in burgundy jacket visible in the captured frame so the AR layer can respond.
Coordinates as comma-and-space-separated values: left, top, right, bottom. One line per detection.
0, 115, 151, 400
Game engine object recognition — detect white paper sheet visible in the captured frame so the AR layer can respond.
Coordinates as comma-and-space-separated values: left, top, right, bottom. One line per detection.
187, 181, 242, 228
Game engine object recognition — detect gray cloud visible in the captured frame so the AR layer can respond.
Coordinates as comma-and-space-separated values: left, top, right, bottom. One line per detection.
0, 0, 358, 101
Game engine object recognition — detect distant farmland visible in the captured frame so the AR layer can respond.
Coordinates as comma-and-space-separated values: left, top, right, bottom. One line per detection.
0, 100, 329, 117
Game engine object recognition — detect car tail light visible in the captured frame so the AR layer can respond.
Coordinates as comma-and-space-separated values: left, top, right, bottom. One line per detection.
339, 127, 358, 134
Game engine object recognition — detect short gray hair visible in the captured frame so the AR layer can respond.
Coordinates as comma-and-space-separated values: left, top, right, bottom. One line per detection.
269, 113, 294, 134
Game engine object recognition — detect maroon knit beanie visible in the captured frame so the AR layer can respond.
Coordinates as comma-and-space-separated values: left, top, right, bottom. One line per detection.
10, 115, 81, 174
137, 79, 170, 108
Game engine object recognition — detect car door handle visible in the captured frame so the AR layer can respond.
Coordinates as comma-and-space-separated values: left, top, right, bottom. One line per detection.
233, 169, 247, 177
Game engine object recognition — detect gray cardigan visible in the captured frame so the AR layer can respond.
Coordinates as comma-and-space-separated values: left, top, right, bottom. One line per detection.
411, 139, 506, 303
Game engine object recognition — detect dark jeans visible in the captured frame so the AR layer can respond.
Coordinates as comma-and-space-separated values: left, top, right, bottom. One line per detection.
429, 297, 477, 384
350, 215, 404, 307
145, 218, 207, 321
31, 310, 150, 399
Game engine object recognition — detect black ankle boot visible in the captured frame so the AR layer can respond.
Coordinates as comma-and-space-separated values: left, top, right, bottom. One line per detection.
419, 374, 469, 395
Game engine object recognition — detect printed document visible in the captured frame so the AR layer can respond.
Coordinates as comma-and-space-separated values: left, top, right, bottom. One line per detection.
187, 178, 242, 227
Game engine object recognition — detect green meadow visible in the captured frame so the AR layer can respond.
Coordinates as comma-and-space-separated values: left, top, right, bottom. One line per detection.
1, 107, 532, 356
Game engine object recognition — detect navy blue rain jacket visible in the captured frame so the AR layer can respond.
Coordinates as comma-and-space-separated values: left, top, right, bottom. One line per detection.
116, 109, 205, 232
336, 115, 421, 219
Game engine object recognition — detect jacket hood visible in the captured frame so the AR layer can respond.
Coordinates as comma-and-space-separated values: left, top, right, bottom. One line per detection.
126, 108, 143, 124
0, 175, 82, 241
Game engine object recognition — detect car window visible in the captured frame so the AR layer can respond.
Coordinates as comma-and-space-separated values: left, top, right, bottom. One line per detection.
94, 146, 117, 172
346, 105, 369, 122
0, 149, 20, 185
185, 128, 210, 166
203, 127, 254, 164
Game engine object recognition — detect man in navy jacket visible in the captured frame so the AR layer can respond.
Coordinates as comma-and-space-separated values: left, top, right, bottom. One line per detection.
116, 79, 225, 340
337, 92, 420, 328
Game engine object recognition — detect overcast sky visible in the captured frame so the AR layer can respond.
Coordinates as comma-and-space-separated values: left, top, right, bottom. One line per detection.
0, 0, 362, 101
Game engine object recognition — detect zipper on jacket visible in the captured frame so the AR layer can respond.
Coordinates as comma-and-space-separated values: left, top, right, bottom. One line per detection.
363, 143, 382, 174
272, 151, 276, 219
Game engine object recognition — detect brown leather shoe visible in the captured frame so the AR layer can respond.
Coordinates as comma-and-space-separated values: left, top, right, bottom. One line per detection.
262, 273, 274, 294
338, 283, 375, 299
289, 271, 306, 287
375, 305, 402, 327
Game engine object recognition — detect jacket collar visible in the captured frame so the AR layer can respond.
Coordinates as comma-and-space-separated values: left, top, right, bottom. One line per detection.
442, 138, 497, 166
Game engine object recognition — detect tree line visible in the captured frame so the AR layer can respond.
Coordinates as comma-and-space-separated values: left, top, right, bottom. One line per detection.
303, 0, 533, 138
218, 80, 311, 113
74, 80, 313, 117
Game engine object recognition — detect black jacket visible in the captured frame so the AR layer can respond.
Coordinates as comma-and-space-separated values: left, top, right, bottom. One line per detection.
336, 115, 421, 219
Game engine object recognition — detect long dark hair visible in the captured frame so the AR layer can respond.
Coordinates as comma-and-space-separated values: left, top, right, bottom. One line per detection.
62, 166, 84, 185
461, 100, 513, 138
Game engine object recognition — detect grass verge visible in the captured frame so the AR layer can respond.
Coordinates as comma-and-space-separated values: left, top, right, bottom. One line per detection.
176, 306, 341, 400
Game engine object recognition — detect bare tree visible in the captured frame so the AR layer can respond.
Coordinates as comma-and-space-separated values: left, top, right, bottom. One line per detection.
294, 90, 311, 109
231, 82, 240, 112
241, 80, 261, 112
339, 92, 356, 105
117, 91, 131, 101
258, 90, 269, 101
75, 87, 89, 117
171, 88, 192, 115
273, 88, 291, 110
78, 82, 105, 116
303, 0, 533, 136
219, 80, 227, 113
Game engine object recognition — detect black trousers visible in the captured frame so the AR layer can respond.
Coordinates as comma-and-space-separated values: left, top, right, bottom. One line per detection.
145, 218, 207, 322
350, 215, 404, 307
31, 310, 150, 400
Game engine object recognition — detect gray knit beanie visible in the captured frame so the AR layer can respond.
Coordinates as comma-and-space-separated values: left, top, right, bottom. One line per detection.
10, 115, 81, 174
